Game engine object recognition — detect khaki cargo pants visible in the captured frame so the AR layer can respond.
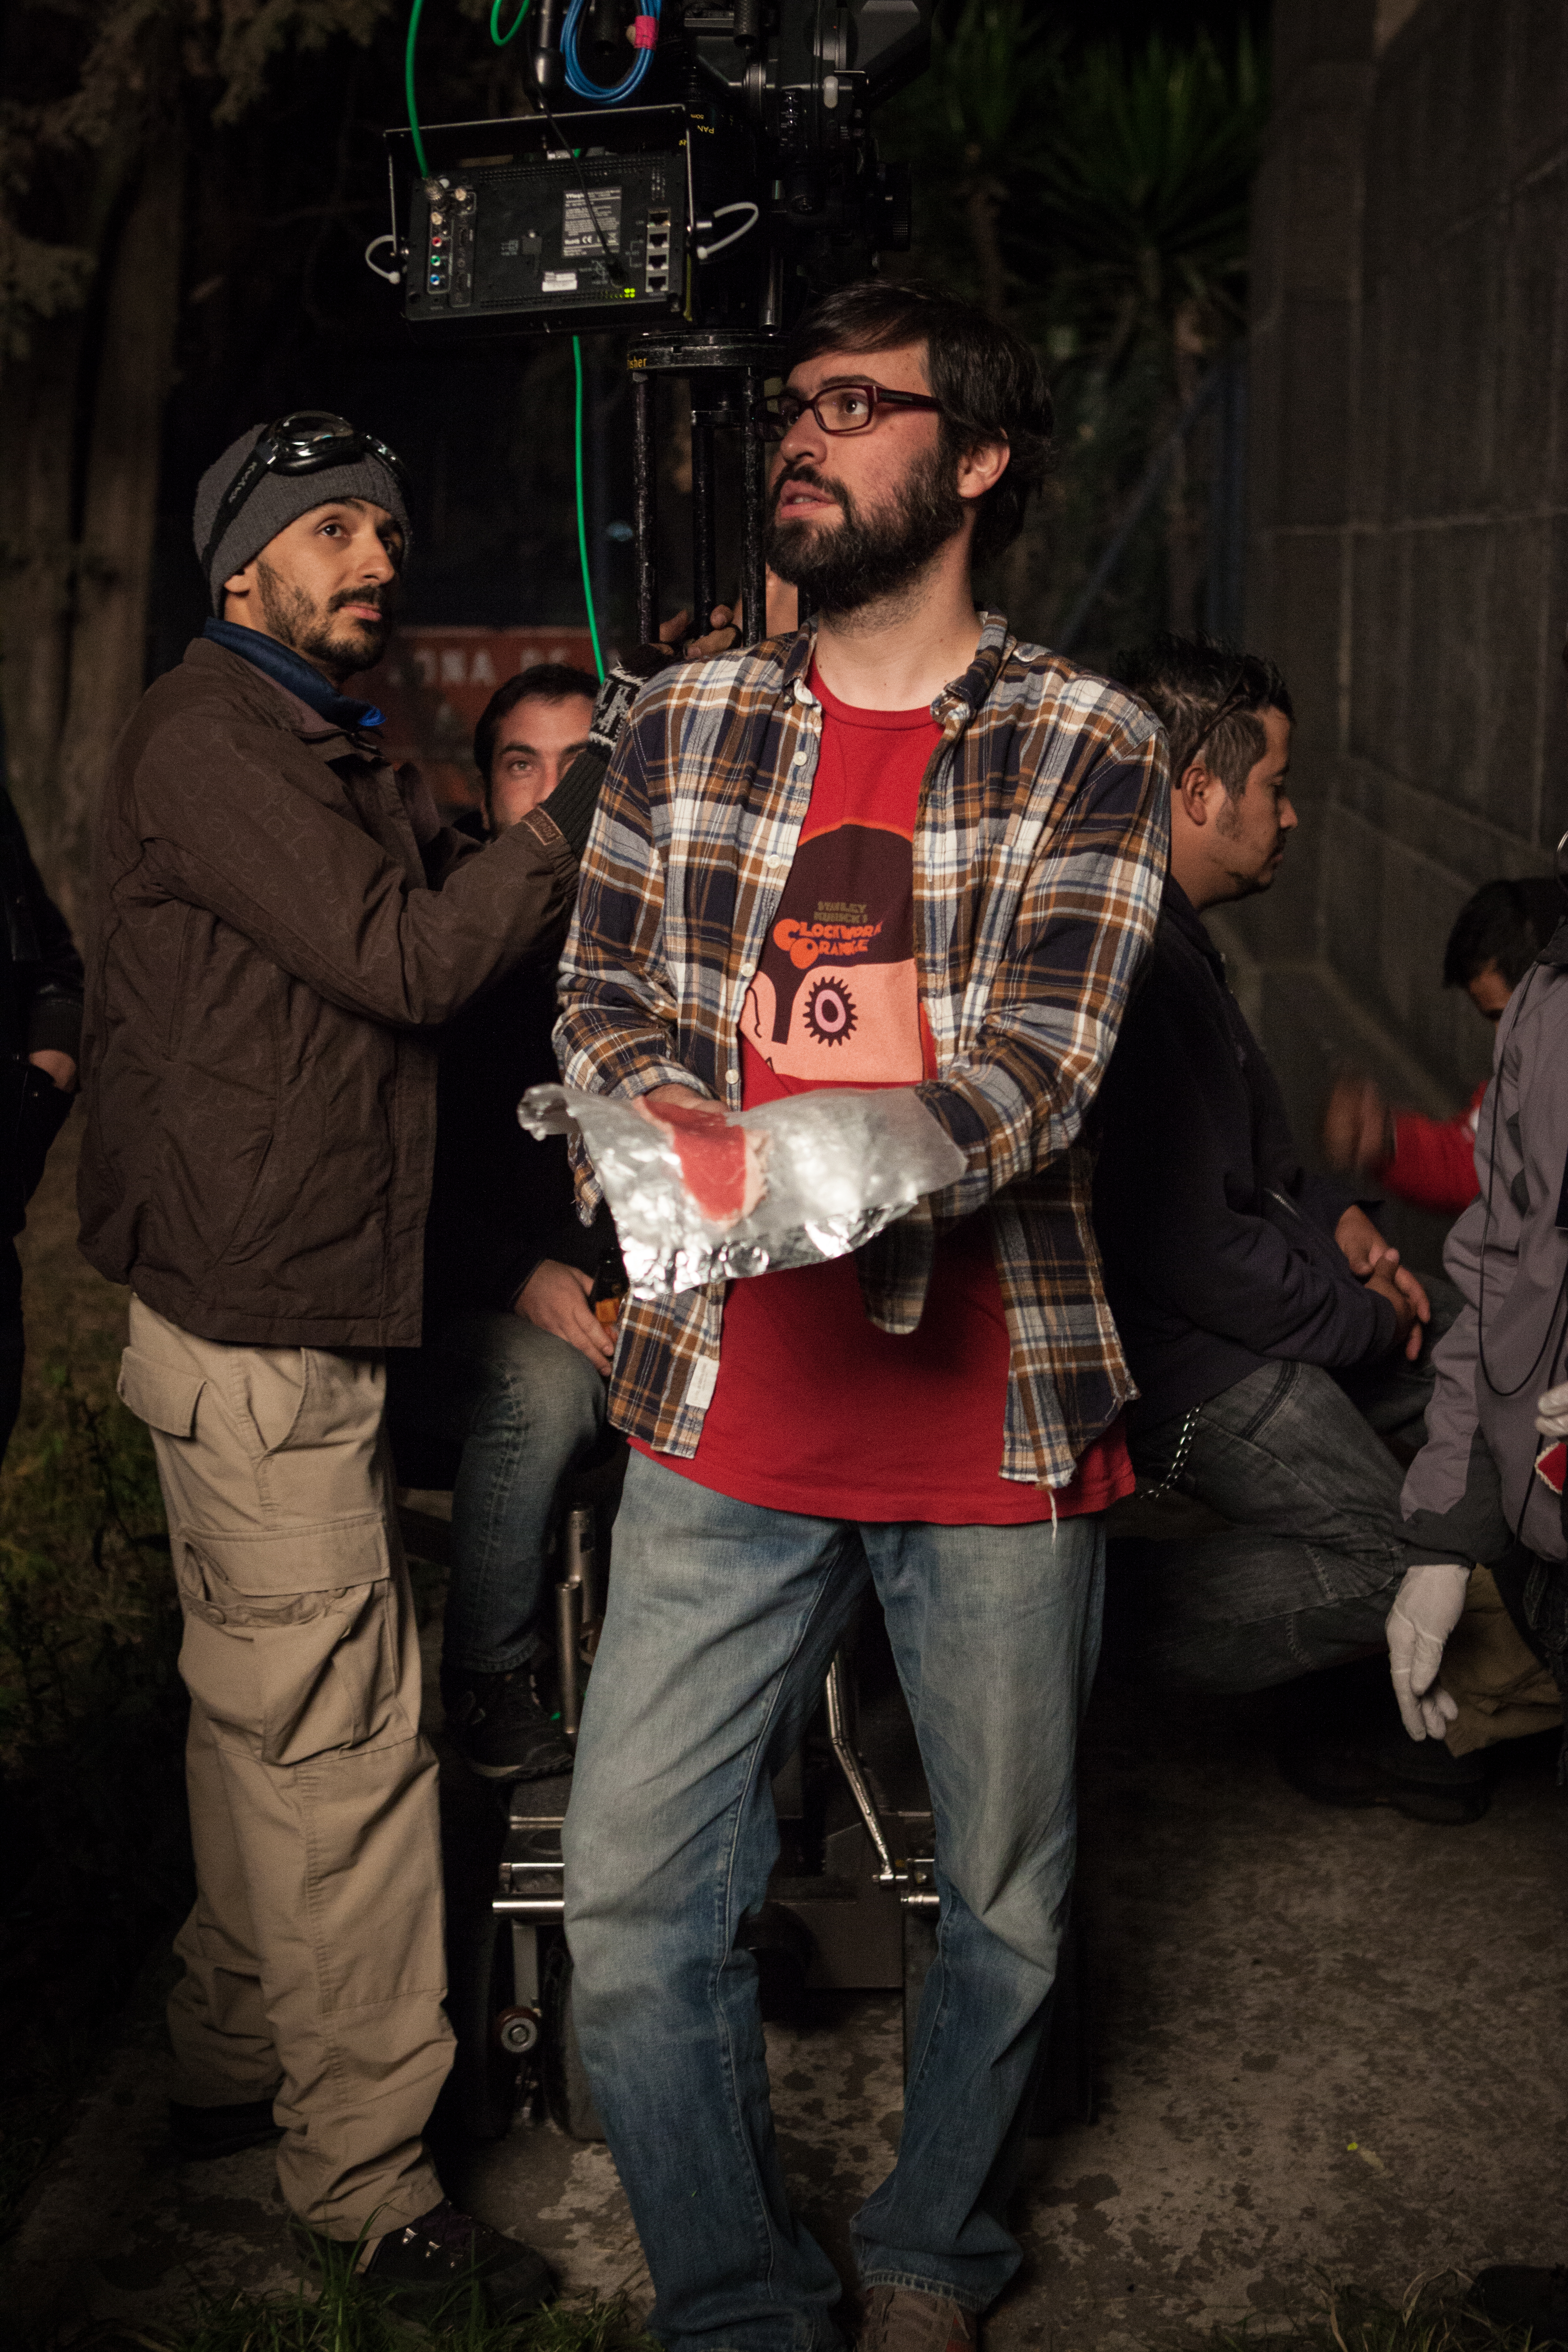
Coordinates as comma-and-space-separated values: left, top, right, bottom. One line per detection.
119, 1296, 451, 2239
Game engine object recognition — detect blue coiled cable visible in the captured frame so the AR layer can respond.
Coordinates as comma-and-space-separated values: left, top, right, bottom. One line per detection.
562, 0, 659, 103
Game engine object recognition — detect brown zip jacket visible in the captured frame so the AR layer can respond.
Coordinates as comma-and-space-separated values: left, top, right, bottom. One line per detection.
77, 635, 577, 1349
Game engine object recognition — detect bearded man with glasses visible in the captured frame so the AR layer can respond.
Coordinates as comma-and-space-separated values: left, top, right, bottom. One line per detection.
76, 414, 598, 2316
555, 282, 1170, 2352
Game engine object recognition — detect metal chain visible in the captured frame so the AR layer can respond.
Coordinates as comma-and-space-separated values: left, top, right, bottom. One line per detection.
1140, 1403, 1203, 1503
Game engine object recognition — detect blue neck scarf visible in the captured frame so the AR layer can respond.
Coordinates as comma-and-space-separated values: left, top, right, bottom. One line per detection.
203, 618, 384, 731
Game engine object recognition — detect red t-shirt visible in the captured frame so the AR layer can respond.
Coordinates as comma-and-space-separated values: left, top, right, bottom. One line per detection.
638, 669, 1133, 1524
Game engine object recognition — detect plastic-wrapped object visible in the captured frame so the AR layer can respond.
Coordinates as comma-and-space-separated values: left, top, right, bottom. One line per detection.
518, 1083, 968, 1299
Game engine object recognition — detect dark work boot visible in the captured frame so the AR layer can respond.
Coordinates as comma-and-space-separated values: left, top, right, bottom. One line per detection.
1275, 1658, 1490, 1826
298, 2200, 553, 2324
442, 1665, 575, 1782
169, 2097, 283, 2159
362, 2200, 553, 2321
1278, 1727, 1489, 1823
858, 2285, 978, 2352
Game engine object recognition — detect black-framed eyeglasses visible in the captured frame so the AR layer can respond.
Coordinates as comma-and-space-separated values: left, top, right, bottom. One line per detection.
753, 381, 944, 443
200, 411, 410, 581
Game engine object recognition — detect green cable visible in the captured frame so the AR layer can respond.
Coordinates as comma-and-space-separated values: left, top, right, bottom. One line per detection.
405, 0, 601, 674
404, 0, 428, 174
574, 336, 605, 678
407, 0, 530, 176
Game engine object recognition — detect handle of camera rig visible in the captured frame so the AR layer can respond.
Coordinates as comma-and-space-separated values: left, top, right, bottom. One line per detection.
630, 333, 780, 651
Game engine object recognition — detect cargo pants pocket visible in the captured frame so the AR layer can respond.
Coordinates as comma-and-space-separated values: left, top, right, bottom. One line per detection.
175, 1516, 414, 1767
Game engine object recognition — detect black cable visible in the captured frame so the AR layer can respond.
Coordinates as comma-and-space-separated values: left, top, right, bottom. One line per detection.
1474, 959, 1568, 1402
532, 86, 625, 281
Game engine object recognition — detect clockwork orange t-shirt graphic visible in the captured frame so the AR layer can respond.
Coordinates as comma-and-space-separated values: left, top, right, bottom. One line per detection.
740, 679, 937, 1085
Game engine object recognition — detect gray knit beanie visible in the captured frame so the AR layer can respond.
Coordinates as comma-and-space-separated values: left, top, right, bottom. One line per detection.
193, 425, 413, 614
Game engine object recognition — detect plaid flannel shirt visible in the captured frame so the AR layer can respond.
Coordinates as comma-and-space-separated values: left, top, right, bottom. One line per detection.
555, 612, 1170, 1489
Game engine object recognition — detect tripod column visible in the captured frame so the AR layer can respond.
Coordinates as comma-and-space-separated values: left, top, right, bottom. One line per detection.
740, 370, 768, 646
632, 367, 659, 647
690, 388, 718, 629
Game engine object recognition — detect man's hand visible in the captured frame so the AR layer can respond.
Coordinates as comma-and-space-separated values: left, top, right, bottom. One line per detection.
1334, 1202, 1388, 1274
1537, 1378, 1568, 1439
1323, 1075, 1393, 1173
28, 1050, 76, 1093
395, 762, 442, 849
644, 1082, 718, 1114
1364, 1258, 1420, 1356
1386, 1560, 1470, 1739
1338, 1203, 1430, 1360
658, 607, 740, 661
516, 1260, 614, 1373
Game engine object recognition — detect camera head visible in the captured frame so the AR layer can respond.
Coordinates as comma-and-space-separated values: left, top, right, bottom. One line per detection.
382, 0, 931, 341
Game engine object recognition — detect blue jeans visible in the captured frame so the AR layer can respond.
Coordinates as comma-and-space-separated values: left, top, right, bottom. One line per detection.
562, 1451, 1105, 2352
1122, 1352, 1425, 1692
394, 1311, 605, 1675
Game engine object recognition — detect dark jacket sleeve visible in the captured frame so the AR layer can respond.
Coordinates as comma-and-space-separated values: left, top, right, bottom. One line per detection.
496, 1197, 617, 1311
1096, 969, 1397, 1368
136, 709, 577, 1030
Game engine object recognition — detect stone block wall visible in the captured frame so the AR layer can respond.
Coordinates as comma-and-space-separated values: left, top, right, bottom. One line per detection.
1237, 0, 1568, 1213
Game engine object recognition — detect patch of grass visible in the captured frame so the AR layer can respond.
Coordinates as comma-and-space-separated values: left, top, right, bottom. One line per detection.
56, 2278, 1549, 2352
105, 2285, 654, 2352
1206, 2277, 1545, 2352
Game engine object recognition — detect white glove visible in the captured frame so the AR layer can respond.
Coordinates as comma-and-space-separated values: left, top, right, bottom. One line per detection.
1535, 1379, 1568, 1439
1386, 1561, 1470, 1741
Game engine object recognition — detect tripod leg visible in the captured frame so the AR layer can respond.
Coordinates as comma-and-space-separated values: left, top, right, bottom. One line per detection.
632, 368, 658, 646
691, 407, 718, 628
740, 371, 767, 645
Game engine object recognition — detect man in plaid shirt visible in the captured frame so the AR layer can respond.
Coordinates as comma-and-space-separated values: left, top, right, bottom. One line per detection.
557, 282, 1169, 2352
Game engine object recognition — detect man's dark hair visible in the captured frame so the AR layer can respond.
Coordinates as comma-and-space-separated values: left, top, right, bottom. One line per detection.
784, 281, 1052, 566
473, 662, 599, 784
1114, 633, 1294, 799
1442, 877, 1563, 990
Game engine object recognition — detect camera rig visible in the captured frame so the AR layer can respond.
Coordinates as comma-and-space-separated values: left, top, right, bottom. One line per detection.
380, 0, 933, 640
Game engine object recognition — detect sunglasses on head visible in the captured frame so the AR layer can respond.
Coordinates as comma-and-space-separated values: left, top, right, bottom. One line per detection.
201, 412, 410, 583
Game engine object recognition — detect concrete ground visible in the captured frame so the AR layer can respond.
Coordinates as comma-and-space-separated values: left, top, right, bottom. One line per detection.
7, 1631, 1565, 2351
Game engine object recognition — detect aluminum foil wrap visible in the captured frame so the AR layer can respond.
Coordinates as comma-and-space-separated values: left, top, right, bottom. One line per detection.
518, 1082, 968, 1300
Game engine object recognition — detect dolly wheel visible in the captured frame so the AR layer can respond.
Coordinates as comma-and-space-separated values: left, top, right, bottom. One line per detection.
446, 1905, 523, 2143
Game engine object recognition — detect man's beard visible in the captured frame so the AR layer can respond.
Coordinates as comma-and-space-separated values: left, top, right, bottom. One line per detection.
765, 441, 968, 616
255, 559, 393, 681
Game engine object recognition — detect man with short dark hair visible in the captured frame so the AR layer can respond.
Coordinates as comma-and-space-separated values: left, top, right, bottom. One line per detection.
474, 661, 601, 832
1322, 876, 1563, 1216
556, 280, 1169, 2352
78, 413, 601, 2315
1093, 633, 1489, 1820
391, 661, 614, 1781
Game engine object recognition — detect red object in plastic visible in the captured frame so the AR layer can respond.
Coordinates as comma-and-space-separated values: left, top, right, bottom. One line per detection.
1535, 1439, 1566, 1497
633, 14, 658, 45
639, 1098, 754, 1225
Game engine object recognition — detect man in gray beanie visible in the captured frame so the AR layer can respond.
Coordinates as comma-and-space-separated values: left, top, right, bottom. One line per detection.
78, 412, 600, 2318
